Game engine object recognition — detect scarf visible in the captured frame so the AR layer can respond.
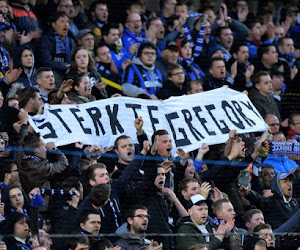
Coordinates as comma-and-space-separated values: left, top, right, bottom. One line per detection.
178, 56, 194, 67
183, 23, 194, 47
41, 189, 75, 196
54, 33, 71, 63
78, 95, 92, 103
212, 217, 225, 226
193, 22, 205, 57
96, 62, 112, 76
279, 51, 296, 68
186, 13, 203, 18
260, 141, 300, 155
0, 44, 9, 73
124, 28, 145, 43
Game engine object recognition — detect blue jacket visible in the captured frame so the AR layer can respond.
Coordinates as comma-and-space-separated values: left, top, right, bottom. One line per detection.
122, 57, 163, 97
263, 154, 298, 174
105, 43, 133, 74
121, 28, 146, 52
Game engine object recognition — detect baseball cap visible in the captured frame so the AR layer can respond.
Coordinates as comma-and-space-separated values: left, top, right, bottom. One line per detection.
76, 29, 94, 41
187, 194, 207, 209
278, 172, 295, 181
165, 41, 179, 51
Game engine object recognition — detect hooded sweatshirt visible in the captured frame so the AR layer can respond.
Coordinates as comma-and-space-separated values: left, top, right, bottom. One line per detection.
12, 45, 37, 87
122, 57, 163, 97
246, 172, 300, 229
114, 222, 151, 250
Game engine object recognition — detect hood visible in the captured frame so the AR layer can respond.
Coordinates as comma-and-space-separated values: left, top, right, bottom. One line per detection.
271, 171, 293, 203
12, 45, 35, 77
176, 215, 209, 228
132, 57, 155, 71
2, 185, 30, 213
115, 222, 148, 242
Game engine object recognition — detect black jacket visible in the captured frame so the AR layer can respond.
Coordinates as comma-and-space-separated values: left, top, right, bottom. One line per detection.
158, 80, 185, 100
248, 87, 281, 121
246, 172, 300, 229
203, 74, 234, 91
37, 30, 76, 73
135, 155, 173, 250
51, 198, 78, 248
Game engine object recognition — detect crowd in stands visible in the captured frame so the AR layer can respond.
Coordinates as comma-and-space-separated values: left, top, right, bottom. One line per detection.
1, 0, 300, 249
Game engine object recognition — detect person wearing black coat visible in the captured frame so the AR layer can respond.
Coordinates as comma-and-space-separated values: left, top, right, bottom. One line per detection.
158, 64, 186, 100
135, 155, 173, 250
37, 12, 76, 86
241, 172, 300, 230
77, 155, 146, 235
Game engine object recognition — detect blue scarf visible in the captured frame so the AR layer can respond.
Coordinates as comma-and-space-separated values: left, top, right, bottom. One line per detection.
212, 217, 225, 226
0, 44, 9, 73
124, 28, 145, 43
11, 208, 28, 217
183, 23, 194, 47
193, 22, 205, 57
41, 189, 75, 196
178, 56, 194, 66
279, 51, 296, 68
267, 141, 300, 155
54, 33, 71, 63
96, 62, 112, 76
108, 199, 119, 228
186, 13, 203, 18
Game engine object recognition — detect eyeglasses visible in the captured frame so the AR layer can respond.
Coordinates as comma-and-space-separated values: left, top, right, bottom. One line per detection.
293, 122, 300, 125
262, 234, 276, 240
171, 72, 184, 76
269, 123, 279, 127
133, 214, 151, 219
142, 52, 156, 56
59, 4, 74, 8
10, 169, 18, 173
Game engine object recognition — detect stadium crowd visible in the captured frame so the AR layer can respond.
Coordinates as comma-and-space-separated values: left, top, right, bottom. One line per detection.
1, 0, 300, 249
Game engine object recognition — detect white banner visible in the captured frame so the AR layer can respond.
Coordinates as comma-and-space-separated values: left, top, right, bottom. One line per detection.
29, 88, 268, 152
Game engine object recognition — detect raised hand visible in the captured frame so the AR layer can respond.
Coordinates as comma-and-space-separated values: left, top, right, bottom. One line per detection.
134, 116, 144, 135
150, 135, 159, 155
199, 182, 211, 199
161, 161, 173, 173
141, 140, 151, 155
